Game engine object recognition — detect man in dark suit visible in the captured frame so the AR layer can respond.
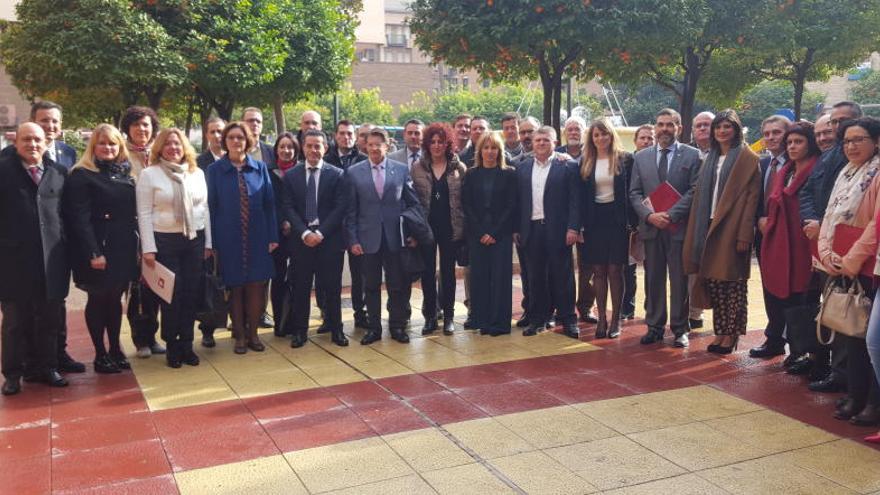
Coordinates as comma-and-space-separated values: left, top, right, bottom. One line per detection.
0, 123, 71, 395
751, 115, 792, 360
345, 128, 421, 345
630, 108, 701, 348
282, 130, 349, 348
513, 126, 580, 338
458, 116, 489, 167
197, 117, 225, 173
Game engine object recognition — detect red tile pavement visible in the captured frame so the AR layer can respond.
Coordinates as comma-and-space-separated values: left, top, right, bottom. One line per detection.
3, 307, 880, 492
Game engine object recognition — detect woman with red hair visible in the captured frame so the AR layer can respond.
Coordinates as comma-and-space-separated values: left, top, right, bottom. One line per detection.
410, 123, 467, 335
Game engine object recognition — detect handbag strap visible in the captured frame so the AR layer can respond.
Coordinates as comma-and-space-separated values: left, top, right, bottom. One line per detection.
816, 276, 838, 346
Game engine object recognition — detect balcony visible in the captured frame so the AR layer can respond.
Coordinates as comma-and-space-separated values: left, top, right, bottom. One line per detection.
386, 33, 408, 47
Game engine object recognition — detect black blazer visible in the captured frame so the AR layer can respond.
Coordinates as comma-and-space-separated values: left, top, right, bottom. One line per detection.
581, 152, 635, 231
462, 166, 517, 240
63, 164, 138, 290
323, 145, 367, 171
514, 156, 581, 249
0, 153, 69, 301
197, 150, 221, 172
281, 162, 347, 252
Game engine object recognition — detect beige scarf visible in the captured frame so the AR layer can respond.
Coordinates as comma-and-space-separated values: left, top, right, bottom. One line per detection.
823, 154, 880, 239
157, 158, 197, 240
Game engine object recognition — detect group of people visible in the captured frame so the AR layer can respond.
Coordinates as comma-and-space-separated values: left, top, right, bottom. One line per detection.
5, 98, 880, 445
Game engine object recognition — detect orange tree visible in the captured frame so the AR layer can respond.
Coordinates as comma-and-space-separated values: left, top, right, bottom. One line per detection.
409, 0, 666, 133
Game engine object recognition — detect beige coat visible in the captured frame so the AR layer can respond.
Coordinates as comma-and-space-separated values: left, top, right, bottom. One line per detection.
683, 146, 761, 308
410, 156, 466, 241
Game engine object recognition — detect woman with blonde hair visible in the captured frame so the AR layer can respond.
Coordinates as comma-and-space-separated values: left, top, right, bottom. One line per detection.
461, 132, 518, 336
136, 128, 212, 368
64, 124, 138, 373
579, 118, 634, 339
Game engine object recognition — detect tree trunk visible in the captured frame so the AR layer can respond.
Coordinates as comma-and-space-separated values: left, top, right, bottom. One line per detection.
792, 48, 816, 120
551, 75, 563, 136
184, 93, 196, 138
198, 96, 213, 150
272, 95, 286, 135
538, 60, 553, 126
144, 86, 165, 111
678, 47, 703, 143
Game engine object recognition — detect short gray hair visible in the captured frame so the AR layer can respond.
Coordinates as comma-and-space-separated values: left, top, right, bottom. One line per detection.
535, 125, 557, 140
692, 111, 715, 122
564, 116, 587, 130
519, 116, 541, 129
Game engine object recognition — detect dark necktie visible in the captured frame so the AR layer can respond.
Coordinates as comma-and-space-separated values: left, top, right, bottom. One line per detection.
410, 152, 418, 168
237, 169, 249, 270
28, 165, 42, 185
305, 167, 318, 224
658, 148, 670, 183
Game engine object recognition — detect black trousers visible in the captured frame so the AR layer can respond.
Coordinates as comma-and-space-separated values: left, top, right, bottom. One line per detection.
845, 334, 880, 408
128, 280, 161, 348
154, 231, 204, 348
271, 249, 292, 334
1, 298, 62, 379
362, 236, 407, 331
288, 243, 344, 339
420, 237, 459, 319
347, 251, 366, 320
762, 287, 788, 347
524, 221, 576, 325
623, 263, 637, 316
469, 235, 513, 332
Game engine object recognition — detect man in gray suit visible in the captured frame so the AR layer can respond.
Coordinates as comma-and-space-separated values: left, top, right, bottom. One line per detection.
388, 119, 424, 170
346, 128, 421, 345
629, 108, 701, 348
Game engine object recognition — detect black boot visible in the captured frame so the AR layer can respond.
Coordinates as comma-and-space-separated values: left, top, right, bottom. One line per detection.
166, 342, 182, 369
182, 342, 200, 366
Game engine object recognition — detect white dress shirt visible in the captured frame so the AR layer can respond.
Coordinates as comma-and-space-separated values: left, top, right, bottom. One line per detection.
531, 154, 554, 220
594, 158, 614, 203
711, 154, 726, 218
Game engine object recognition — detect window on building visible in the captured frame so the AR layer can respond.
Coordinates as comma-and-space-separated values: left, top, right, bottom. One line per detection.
358, 49, 376, 62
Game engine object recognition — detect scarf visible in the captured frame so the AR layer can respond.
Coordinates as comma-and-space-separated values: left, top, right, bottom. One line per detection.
157, 158, 197, 240
822, 154, 880, 241
278, 159, 296, 173
688, 144, 743, 267
126, 142, 150, 178
95, 159, 132, 179
760, 156, 818, 298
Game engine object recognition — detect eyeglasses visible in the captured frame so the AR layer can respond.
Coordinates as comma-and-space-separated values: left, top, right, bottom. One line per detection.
843, 136, 873, 147
227, 135, 247, 141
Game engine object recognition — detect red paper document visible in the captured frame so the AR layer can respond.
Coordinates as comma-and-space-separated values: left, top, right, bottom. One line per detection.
642, 182, 683, 232
832, 224, 875, 276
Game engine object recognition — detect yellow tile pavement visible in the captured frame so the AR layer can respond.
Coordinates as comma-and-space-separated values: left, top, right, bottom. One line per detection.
175, 455, 308, 495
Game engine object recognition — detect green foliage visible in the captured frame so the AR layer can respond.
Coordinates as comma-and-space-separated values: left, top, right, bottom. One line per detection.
397, 84, 555, 127
616, 82, 713, 127
0, 0, 187, 107
850, 70, 880, 118
737, 81, 826, 141
61, 131, 87, 158
280, 84, 393, 129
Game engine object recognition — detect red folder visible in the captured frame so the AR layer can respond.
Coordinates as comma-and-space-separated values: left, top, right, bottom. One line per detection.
643, 182, 682, 232
832, 224, 875, 276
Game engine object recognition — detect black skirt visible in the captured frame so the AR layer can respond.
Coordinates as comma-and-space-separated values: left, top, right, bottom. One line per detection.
582, 202, 629, 265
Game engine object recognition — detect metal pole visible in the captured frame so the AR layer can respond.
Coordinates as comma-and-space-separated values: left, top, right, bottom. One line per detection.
333, 93, 340, 127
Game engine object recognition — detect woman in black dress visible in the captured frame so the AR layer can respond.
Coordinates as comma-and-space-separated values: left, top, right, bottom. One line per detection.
64, 124, 139, 373
579, 118, 634, 339
462, 132, 518, 336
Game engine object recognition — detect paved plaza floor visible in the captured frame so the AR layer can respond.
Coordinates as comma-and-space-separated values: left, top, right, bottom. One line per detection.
3, 269, 880, 494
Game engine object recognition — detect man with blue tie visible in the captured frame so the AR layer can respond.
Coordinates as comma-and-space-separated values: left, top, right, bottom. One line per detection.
282, 130, 349, 348
345, 128, 421, 345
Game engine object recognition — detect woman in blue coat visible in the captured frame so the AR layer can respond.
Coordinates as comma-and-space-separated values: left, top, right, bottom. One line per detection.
206, 121, 279, 354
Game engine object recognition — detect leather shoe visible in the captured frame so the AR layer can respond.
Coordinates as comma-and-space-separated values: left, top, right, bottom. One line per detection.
202, 333, 216, 348
834, 398, 861, 420
688, 318, 704, 330
673, 334, 689, 348
463, 318, 477, 330
421, 318, 438, 335
316, 322, 330, 334
515, 315, 530, 328
562, 324, 579, 339
782, 353, 802, 368
785, 357, 813, 376
545, 317, 556, 329
182, 350, 200, 367
749, 342, 786, 358
608, 322, 621, 339
354, 315, 370, 329
58, 353, 86, 373
259, 312, 274, 328
1, 377, 21, 396
640, 329, 663, 345
809, 375, 846, 393
808, 364, 831, 382
523, 324, 543, 336
36, 370, 68, 387
332, 332, 349, 347
619, 312, 635, 321
290, 335, 307, 348
579, 313, 598, 324
442, 319, 454, 335
489, 328, 511, 336
361, 331, 381, 345
851, 404, 880, 426
595, 320, 608, 339
94, 355, 121, 374
391, 330, 410, 343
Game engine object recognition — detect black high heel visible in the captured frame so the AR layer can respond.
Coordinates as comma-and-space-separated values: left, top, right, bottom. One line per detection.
714, 336, 740, 355
94, 355, 121, 374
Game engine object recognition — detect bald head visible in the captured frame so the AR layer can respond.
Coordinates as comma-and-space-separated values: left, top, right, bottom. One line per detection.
692, 111, 715, 151
16, 123, 46, 165
815, 114, 835, 152
300, 111, 322, 132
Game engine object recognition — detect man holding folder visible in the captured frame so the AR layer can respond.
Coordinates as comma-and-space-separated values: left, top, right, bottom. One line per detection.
630, 108, 701, 348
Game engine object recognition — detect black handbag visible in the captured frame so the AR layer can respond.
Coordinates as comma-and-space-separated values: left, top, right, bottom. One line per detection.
195, 257, 228, 329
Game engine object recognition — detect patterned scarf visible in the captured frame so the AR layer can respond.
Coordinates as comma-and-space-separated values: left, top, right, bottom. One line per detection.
156, 158, 198, 240
823, 154, 880, 239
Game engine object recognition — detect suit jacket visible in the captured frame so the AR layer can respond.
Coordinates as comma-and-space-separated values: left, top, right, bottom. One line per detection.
756, 154, 787, 219
799, 143, 847, 222
514, 155, 581, 249
581, 153, 635, 232
324, 145, 366, 171
0, 153, 70, 301
629, 142, 701, 241
387, 148, 421, 169
197, 149, 222, 173
344, 158, 421, 254
461, 166, 517, 240
1, 141, 76, 169
281, 162, 347, 252
250, 141, 276, 170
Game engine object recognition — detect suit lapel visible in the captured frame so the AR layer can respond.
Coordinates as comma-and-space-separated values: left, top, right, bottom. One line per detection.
382, 162, 395, 200
521, 160, 533, 214
647, 146, 661, 185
